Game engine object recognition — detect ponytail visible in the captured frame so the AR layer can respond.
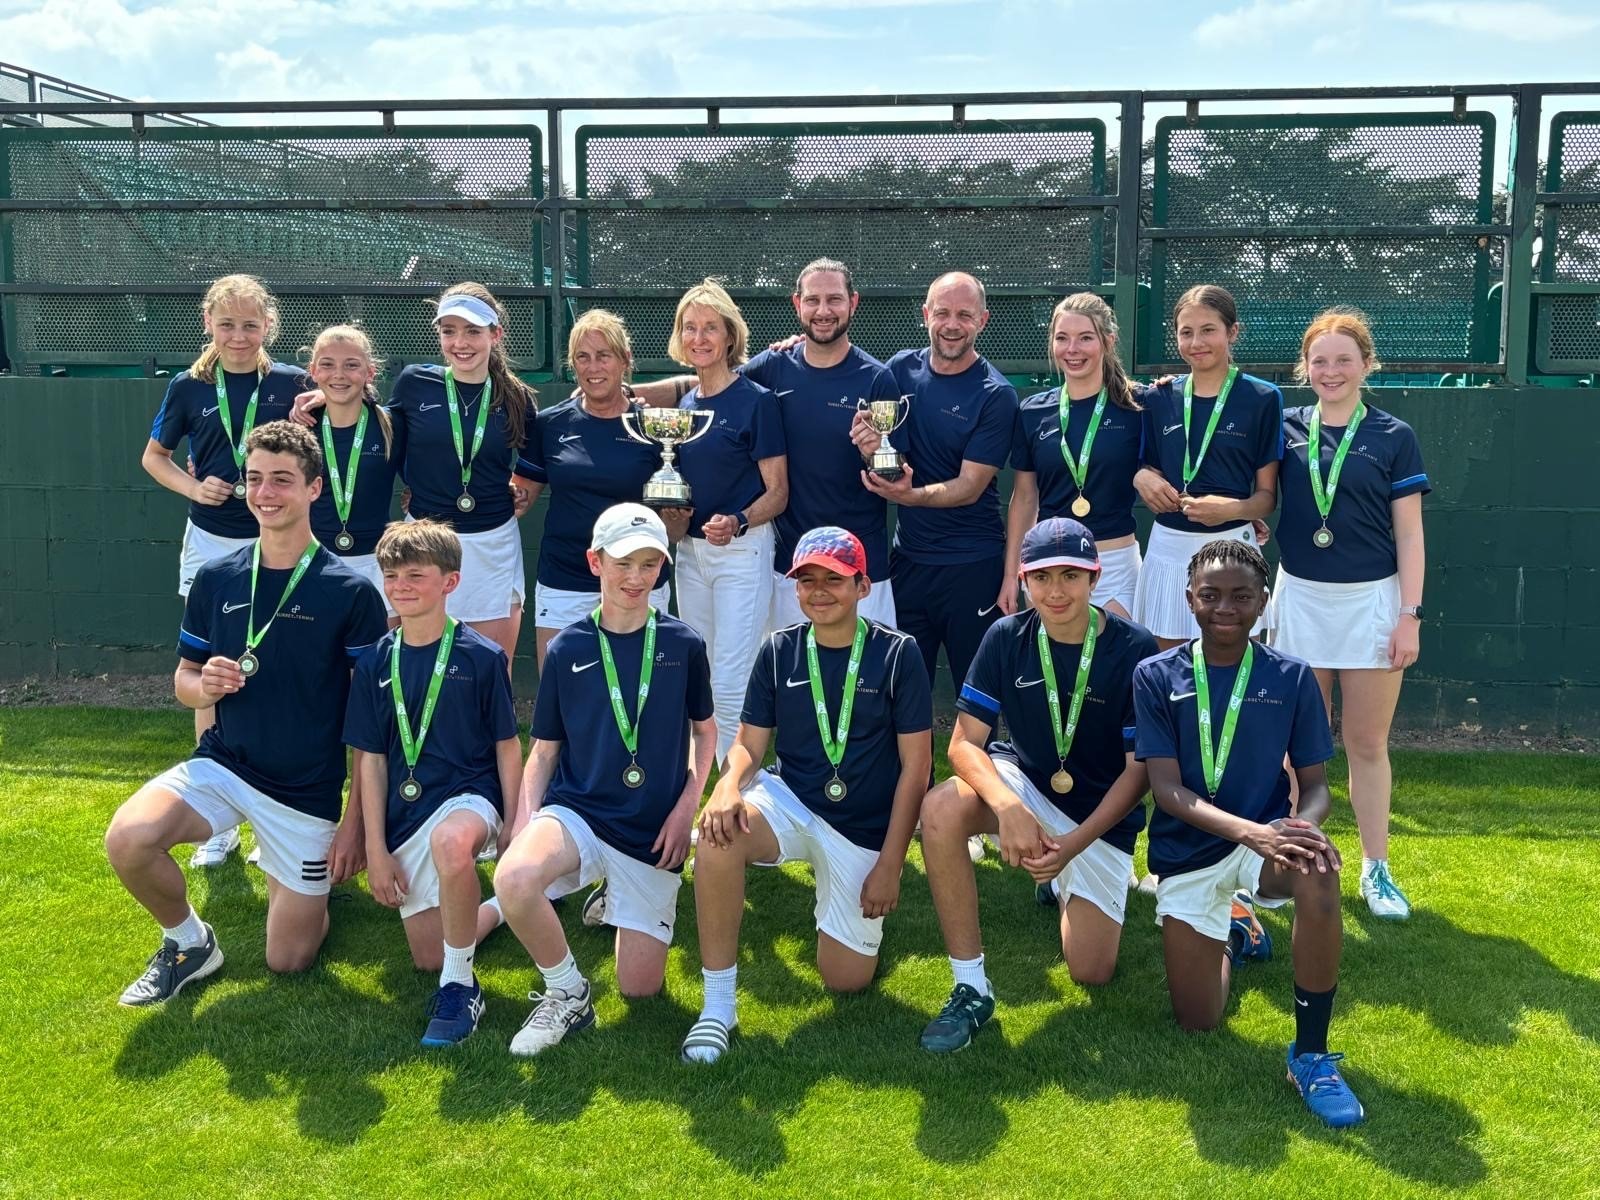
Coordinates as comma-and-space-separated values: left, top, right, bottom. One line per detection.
435, 282, 538, 449
1049, 293, 1141, 413
190, 274, 279, 383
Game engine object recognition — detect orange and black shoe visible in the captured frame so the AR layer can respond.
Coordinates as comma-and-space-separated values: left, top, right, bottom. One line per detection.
1227, 892, 1272, 966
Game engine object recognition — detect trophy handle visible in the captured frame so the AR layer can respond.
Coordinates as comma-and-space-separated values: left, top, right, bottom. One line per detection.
620, 408, 656, 447
892, 394, 912, 433
679, 408, 717, 445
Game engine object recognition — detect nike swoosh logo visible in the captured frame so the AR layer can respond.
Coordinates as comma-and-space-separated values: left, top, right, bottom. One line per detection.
1038, 426, 1054, 440
572, 660, 600, 673
775, 389, 794, 397
785, 676, 810, 688
1163, 423, 1183, 436
201, 405, 220, 418
1169, 690, 1196, 701
1295, 998, 1309, 1008
222, 601, 251, 613
977, 604, 998, 617
378, 676, 392, 687
558, 433, 582, 444
1014, 676, 1043, 688
419, 402, 442, 412
1287, 440, 1309, 449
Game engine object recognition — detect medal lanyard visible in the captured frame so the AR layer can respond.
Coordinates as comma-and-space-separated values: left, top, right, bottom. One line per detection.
807, 618, 867, 771
1037, 610, 1097, 770
319, 406, 370, 529
443, 367, 494, 495
1191, 639, 1255, 796
593, 607, 656, 759
1056, 387, 1107, 495
243, 539, 319, 657
1307, 402, 1367, 524
1181, 366, 1239, 491
215, 370, 263, 474
391, 619, 458, 779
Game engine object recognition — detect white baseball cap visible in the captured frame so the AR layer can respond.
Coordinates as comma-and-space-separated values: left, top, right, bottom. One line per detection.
591, 503, 672, 560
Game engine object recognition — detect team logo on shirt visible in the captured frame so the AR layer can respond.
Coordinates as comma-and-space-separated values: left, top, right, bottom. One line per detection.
1163, 423, 1183, 436
559, 433, 583, 444
222, 600, 251, 614
419, 402, 442, 412
201, 405, 220, 418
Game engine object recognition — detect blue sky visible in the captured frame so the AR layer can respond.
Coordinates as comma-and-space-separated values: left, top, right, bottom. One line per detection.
1, 0, 1597, 105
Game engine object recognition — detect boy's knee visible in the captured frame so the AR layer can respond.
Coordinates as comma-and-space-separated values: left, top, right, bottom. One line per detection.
430, 822, 481, 875
919, 782, 966, 842
1067, 961, 1115, 988
265, 945, 318, 975
493, 857, 548, 904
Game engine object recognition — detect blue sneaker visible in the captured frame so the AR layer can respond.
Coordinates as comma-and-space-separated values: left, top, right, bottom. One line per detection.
1287, 1043, 1366, 1127
919, 983, 996, 1054
421, 978, 485, 1047
118, 925, 224, 1007
1227, 894, 1272, 965
1034, 879, 1058, 908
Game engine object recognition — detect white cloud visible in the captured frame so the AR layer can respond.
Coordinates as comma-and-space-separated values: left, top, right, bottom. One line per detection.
1388, 2, 1600, 41
1193, 0, 1359, 49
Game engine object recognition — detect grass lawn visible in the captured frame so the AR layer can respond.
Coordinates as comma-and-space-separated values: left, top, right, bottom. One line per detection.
1, 706, 1597, 1200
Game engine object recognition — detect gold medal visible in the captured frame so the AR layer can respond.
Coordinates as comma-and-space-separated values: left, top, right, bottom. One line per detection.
1071, 495, 1091, 518
1050, 769, 1073, 794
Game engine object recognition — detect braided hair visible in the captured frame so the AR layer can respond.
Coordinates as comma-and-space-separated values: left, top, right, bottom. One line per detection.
1187, 538, 1269, 589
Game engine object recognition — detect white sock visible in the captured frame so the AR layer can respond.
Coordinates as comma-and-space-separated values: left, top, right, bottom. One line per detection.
440, 941, 475, 989
482, 895, 505, 929
699, 965, 738, 1027
162, 906, 207, 950
538, 950, 585, 998
950, 954, 991, 998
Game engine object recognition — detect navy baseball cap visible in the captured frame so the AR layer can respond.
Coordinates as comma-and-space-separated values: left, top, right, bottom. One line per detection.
788, 526, 867, 578
1019, 518, 1100, 573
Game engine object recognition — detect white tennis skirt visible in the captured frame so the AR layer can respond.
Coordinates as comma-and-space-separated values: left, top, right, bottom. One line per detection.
337, 552, 397, 616
1269, 567, 1399, 670
1132, 522, 1266, 641
1094, 541, 1142, 617
407, 514, 526, 623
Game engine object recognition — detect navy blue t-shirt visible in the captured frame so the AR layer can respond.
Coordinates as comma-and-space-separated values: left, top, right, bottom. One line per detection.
1278, 404, 1431, 583
1133, 642, 1333, 876
309, 409, 403, 557
742, 345, 901, 580
887, 349, 1018, 564
343, 622, 518, 853
531, 612, 713, 868
743, 621, 931, 851
1012, 386, 1145, 542
676, 374, 786, 538
522, 398, 675, 592
957, 608, 1157, 854
150, 363, 303, 538
1141, 373, 1283, 533
178, 544, 388, 821
389, 364, 524, 534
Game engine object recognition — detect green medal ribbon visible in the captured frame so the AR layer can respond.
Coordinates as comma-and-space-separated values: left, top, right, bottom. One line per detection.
216, 370, 263, 494
807, 618, 867, 772
1036, 609, 1098, 791
1180, 365, 1239, 493
240, 538, 320, 663
593, 606, 656, 760
1057, 386, 1107, 495
1191, 639, 1255, 797
319, 407, 369, 545
443, 367, 494, 498
1307, 401, 1367, 523
390, 618, 458, 786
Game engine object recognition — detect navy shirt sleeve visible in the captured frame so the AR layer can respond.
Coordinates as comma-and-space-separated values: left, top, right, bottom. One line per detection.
741, 635, 779, 728
750, 387, 787, 462
1390, 421, 1430, 500
888, 634, 934, 734
687, 634, 715, 723
1133, 659, 1179, 762
177, 562, 215, 663
341, 646, 387, 755
152, 374, 189, 451
967, 378, 1017, 469
1254, 381, 1285, 470
530, 653, 567, 742
955, 620, 1006, 726
1288, 662, 1336, 768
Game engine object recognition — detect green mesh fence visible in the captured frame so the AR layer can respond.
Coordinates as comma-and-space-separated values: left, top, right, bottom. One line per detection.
1536, 113, 1600, 373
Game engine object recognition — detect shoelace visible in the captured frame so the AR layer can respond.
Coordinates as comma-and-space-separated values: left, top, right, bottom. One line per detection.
525, 989, 581, 1030
1299, 1051, 1349, 1093
1366, 863, 1406, 903
430, 983, 471, 1021
938, 986, 980, 1021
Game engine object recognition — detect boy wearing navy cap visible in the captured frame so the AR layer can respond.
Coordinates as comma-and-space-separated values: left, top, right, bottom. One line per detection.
681, 527, 932, 1065
494, 504, 716, 1057
918, 518, 1158, 1054
1133, 538, 1363, 1128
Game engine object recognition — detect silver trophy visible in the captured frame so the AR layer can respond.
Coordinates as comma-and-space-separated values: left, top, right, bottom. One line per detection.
857, 395, 912, 481
621, 405, 716, 509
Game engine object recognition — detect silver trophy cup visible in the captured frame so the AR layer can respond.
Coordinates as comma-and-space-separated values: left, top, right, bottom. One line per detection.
857, 395, 912, 481
621, 406, 716, 509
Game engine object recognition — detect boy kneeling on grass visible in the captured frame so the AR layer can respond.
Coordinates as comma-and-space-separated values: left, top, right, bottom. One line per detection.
1133, 539, 1364, 1128
344, 519, 522, 1047
494, 504, 716, 1057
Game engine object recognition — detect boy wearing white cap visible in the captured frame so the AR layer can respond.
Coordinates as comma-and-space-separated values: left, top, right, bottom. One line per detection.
494, 503, 716, 1056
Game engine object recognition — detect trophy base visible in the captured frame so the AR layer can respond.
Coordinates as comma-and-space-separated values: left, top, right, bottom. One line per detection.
641, 486, 693, 511
870, 452, 905, 482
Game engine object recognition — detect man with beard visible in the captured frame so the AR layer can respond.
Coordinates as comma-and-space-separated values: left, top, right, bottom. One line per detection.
853, 271, 1018, 699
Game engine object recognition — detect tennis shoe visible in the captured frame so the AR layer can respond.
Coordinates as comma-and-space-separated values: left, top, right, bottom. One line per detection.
919, 983, 995, 1054
118, 925, 223, 1007
1287, 1043, 1366, 1127
421, 978, 485, 1047
581, 880, 611, 927
510, 981, 595, 1057
189, 827, 240, 868
1228, 894, 1272, 965
1360, 861, 1411, 920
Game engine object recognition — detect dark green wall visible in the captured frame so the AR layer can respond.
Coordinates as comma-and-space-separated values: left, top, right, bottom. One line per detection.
2, 378, 1594, 733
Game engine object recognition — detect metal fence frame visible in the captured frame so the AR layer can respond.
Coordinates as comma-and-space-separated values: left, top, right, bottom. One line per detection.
0, 82, 1594, 384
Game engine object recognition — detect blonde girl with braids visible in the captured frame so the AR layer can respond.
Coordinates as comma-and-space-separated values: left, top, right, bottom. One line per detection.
142, 273, 305, 868
1003, 293, 1146, 618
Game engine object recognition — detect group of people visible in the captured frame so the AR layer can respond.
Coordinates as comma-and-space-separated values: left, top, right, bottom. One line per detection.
105, 261, 1431, 1133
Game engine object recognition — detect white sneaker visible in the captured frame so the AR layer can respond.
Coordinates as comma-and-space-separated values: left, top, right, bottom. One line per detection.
580, 880, 610, 927
189, 827, 240, 868
967, 835, 988, 864
1360, 861, 1412, 920
510, 981, 596, 1057
476, 843, 499, 864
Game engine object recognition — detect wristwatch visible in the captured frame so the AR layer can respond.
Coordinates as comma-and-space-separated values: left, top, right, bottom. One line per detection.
734, 510, 750, 538
1400, 605, 1425, 621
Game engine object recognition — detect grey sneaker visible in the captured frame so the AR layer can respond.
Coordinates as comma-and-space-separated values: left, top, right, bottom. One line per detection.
919, 983, 996, 1054
118, 925, 223, 1007
509, 981, 595, 1056
189, 827, 240, 868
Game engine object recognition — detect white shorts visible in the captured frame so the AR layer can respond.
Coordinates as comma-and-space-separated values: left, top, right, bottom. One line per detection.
1269, 568, 1399, 670
408, 515, 525, 623
769, 573, 898, 634
1093, 541, 1141, 617
153, 757, 338, 896
534, 805, 681, 945
1154, 841, 1290, 942
743, 770, 886, 957
391, 793, 501, 919
1133, 522, 1267, 641
339, 552, 398, 616
534, 581, 671, 632
991, 757, 1133, 924
178, 520, 254, 598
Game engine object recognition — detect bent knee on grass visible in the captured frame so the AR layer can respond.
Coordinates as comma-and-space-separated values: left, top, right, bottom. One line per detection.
818, 935, 878, 994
